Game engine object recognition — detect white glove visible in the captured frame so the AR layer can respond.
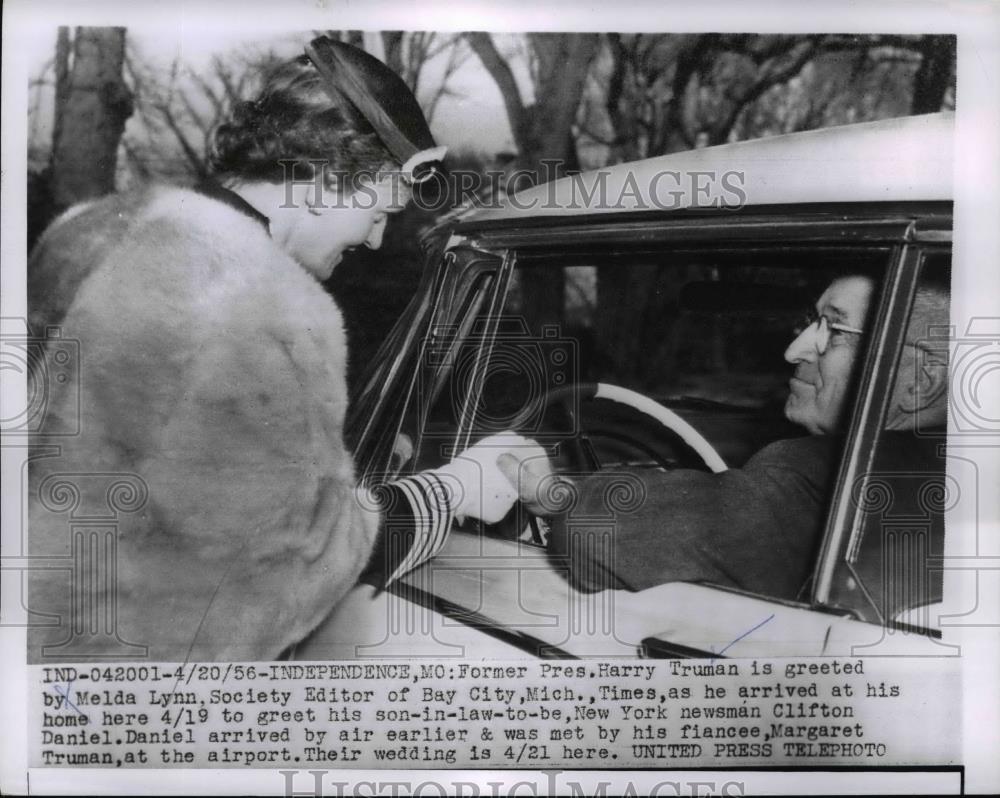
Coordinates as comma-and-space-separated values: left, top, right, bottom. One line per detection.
432, 432, 552, 524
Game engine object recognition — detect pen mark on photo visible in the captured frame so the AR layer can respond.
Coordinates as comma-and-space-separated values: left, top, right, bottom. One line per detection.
167, 542, 246, 728
710, 613, 776, 660
52, 680, 88, 720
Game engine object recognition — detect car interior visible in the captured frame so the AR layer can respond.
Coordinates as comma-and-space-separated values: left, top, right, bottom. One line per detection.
333, 240, 950, 648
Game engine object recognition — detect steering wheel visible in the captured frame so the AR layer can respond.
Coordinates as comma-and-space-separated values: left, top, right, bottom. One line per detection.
469, 382, 728, 545
534, 382, 728, 475
474, 382, 726, 546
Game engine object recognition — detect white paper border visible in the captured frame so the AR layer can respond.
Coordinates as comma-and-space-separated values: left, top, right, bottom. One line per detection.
2, 1, 997, 794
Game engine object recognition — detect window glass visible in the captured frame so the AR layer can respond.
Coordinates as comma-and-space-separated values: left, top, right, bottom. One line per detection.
422, 246, 888, 468
400, 268, 496, 472
838, 252, 951, 627
401, 241, 925, 619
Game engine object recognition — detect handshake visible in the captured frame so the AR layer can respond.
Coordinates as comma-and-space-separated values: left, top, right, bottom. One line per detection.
371, 432, 565, 586
430, 432, 559, 524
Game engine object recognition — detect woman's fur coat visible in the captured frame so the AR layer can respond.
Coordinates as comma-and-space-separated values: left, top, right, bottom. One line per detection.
28, 185, 381, 662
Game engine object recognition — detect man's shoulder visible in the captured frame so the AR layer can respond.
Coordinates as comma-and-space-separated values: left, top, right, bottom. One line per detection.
746, 429, 945, 480
748, 434, 841, 468
735, 434, 843, 497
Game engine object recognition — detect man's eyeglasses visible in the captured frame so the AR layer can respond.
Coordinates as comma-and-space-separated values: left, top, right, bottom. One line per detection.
794, 311, 865, 355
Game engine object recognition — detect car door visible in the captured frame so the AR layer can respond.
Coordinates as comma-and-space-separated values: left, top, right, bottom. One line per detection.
300, 206, 954, 660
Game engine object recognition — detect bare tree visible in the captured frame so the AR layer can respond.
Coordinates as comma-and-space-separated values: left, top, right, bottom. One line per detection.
58, 30, 470, 185
586, 33, 955, 166
467, 32, 599, 173
379, 32, 470, 124
121, 45, 275, 182
466, 32, 601, 334
910, 35, 956, 114
580, 33, 956, 387
589, 34, 823, 160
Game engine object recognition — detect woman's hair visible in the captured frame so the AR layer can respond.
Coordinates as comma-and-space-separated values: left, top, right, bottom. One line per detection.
210, 54, 395, 183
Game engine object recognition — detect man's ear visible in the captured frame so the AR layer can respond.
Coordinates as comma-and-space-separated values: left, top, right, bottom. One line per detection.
903, 346, 949, 412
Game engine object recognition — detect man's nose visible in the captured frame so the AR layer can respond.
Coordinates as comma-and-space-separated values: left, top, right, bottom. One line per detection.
364, 216, 386, 250
785, 325, 819, 364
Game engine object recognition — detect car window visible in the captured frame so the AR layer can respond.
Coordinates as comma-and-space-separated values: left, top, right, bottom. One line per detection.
397, 266, 498, 472
831, 251, 951, 627
388, 237, 965, 654
407, 243, 900, 600
419, 245, 890, 468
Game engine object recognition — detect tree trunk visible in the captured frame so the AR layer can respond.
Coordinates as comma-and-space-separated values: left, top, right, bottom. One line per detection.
381, 31, 405, 79
911, 35, 955, 114
469, 33, 600, 339
524, 34, 600, 169
517, 35, 599, 337
657, 34, 717, 155
49, 27, 133, 210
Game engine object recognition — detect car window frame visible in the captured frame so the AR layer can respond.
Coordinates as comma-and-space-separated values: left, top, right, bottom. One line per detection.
813, 240, 952, 627
361, 208, 940, 468
350, 246, 509, 481
354, 205, 951, 636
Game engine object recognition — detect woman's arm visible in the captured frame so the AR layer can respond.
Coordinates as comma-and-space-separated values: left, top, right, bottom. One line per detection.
362, 433, 552, 587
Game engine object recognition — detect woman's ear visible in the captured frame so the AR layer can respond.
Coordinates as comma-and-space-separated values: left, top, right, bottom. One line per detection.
277, 180, 316, 213
304, 179, 325, 212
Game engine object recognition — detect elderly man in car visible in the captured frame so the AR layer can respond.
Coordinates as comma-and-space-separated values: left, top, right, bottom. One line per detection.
540, 274, 950, 601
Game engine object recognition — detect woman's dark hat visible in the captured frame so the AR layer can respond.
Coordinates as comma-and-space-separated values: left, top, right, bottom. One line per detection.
305, 36, 446, 184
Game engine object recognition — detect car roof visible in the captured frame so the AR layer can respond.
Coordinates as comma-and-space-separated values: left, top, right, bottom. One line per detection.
461, 112, 953, 225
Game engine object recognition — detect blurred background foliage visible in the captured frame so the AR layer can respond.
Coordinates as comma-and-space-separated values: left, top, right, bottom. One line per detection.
27, 29, 955, 390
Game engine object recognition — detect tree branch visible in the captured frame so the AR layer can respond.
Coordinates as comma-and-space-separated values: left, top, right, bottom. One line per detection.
656, 34, 717, 154
708, 36, 819, 144
465, 32, 527, 150
577, 123, 618, 147
188, 68, 226, 118
212, 55, 242, 104
153, 101, 208, 178
422, 39, 468, 124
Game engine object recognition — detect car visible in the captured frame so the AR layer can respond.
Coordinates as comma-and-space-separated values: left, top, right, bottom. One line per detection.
295, 112, 957, 661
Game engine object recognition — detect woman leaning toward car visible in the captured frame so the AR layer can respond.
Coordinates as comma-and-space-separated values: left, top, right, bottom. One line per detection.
27, 38, 544, 663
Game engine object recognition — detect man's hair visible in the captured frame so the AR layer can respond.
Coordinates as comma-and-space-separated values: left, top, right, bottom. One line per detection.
895, 279, 950, 430
908, 282, 951, 361
210, 55, 395, 184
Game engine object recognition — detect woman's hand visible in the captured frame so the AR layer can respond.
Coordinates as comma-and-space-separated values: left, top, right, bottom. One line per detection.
390, 432, 414, 472
432, 432, 553, 524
